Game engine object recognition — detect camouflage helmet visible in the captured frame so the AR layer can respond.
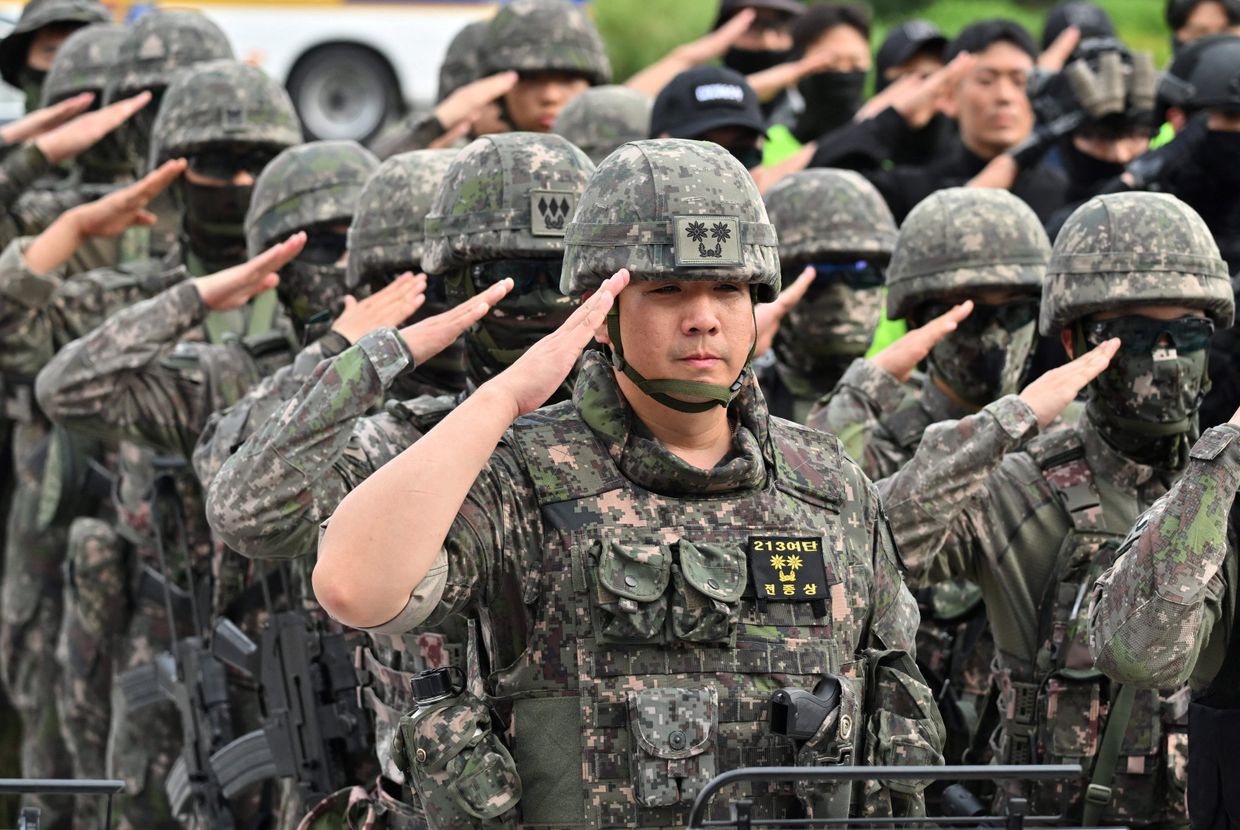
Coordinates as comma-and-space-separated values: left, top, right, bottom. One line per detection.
347, 148, 458, 290
886, 187, 1050, 322
562, 138, 780, 302
0, 0, 110, 86
437, 19, 488, 103
39, 22, 124, 106
109, 10, 233, 100
245, 139, 379, 258
1040, 192, 1235, 335
422, 131, 595, 274
763, 169, 897, 271
150, 60, 302, 167
480, 0, 612, 85
552, 85, 652, 164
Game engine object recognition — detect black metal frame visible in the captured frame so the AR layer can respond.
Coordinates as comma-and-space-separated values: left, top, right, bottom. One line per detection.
684, 764, 1128, 830
0, 779, 124, 830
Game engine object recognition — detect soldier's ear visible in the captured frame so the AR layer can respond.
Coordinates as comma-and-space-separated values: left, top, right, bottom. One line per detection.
1060, 327, 1075, 359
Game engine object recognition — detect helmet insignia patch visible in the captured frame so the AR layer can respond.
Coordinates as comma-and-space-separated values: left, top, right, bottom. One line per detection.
674, 216, 742, 266
531, 190, 574, 236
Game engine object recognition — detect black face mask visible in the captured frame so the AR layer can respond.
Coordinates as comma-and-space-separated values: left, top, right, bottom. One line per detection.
724, 46, 793, 76
1060, 139, 1126, 193
1202, 130, 1240, 188
725, 143, 764, 170
793, 70, 867, 143
183, 181, 252, 268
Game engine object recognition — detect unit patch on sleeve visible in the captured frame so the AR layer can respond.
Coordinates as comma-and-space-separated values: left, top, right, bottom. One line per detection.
746, 536, 828, 618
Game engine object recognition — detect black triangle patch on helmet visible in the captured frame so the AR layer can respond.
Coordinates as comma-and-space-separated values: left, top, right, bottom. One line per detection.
530, 189, 576, 237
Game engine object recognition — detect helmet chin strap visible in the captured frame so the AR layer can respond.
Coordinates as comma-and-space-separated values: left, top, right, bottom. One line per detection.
606, 306, 754, 414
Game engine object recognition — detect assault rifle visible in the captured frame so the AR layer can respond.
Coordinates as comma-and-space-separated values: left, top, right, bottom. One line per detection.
118, 460, 235, 827
209, 563, 369, 808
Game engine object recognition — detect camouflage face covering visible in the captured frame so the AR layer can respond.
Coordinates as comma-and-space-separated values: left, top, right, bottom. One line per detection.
1079, 316, 1213, 438
774, 280, 883, 380
445, 259, 577, 385
929, 316, 1037, 409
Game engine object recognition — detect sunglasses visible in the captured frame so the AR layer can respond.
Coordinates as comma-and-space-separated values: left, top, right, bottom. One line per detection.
921, 299, 1039, 333
187, 147, 278, 180
1084, 315, 1215, 353
471, 258, 563, 296
802, 261, 886, 292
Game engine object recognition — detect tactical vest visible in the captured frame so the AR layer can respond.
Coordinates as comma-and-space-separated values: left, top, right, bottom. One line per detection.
487, 403, 879, 829
996, 429, 1188, 827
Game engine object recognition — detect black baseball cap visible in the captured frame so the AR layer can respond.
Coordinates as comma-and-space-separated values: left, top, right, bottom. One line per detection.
876, 20, 948, 76
715, 0, 805, 28
1042, 1, 1115, 49
650, 66, 766, 139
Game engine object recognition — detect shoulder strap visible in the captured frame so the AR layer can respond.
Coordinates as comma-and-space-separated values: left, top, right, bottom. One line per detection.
509, 402, 623, 506
768, 417, 844, 509
1026, 429, 1106, 534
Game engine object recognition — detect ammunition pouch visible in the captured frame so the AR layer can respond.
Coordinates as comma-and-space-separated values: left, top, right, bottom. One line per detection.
392, 687, 520, 829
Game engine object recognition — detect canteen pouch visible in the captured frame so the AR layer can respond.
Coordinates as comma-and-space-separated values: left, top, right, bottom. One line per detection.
391, 688, 520, 829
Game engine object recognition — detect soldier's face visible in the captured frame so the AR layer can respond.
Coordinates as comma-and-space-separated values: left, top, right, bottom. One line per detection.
1175, 1, 1240, 45
505, 71, 590, 132
26, 25, 78, 71
947, 41, 1034, 159
603, 279, 755, 398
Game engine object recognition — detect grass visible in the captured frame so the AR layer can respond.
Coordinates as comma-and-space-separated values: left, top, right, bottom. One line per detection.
594, 0, 1172, 83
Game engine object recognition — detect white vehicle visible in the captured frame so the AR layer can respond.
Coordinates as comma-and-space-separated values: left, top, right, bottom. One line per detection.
116, 0, 500, 143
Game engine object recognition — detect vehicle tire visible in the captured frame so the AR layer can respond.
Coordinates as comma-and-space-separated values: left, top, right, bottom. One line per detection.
287, 44, 401, 144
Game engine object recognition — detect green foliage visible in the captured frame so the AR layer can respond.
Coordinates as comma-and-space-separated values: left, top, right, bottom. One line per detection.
594, 0, 1172, 83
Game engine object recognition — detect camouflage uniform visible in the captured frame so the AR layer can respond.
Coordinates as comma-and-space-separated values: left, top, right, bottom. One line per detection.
105, 10, 236, 265
803, 187, 1050, 768
1088, 423, 1240, 829
881, 192, 1234, 827
345, 148, 464, 398
350, 139, 940, 829
33, 61, 302, 828
551, 85, 651, 164
372, 0, 610, 157
205, 133, 593, 828
757, 169, 896, 425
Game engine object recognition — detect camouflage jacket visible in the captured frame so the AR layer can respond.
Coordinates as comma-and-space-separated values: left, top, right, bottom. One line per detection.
203, 324, 465, 789
204, 326, 451, 561
34, 279, 312, 460
882, 399, 1190, 825
371, 350, 940, 827
807, 359, 968, 483
1090, 423, 1240, 693
0, 142, 52, 224
0, 235, 182, 386
191, 325, 350, 490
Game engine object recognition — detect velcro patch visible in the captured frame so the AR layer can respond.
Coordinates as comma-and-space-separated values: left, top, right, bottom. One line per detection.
530, 190, 576, 237
747, 536, 828, 617
673, 216, 742, 267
